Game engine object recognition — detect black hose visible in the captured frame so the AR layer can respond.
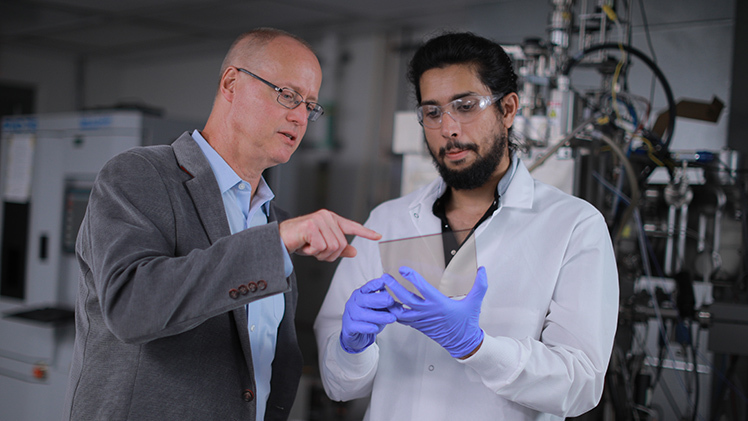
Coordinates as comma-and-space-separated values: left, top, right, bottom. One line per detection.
561, 43, 677, 149
691, 342, 700, 421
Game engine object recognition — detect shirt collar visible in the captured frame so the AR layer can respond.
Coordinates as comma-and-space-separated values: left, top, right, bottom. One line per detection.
191, 130, 242, 194
191, 130, 275, 212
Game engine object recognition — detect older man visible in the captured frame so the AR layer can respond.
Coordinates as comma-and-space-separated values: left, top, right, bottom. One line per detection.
64, 28, 380, 421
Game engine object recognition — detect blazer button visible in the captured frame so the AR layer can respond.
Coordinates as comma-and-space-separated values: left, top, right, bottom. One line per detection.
229, 289, 239, 299
242, 389, 254, 402
247, 282, 258, 293
238, 284, 249, 295
258, 280, 267, 290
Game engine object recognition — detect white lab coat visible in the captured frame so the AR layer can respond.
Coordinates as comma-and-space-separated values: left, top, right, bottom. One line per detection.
314, 159, 619, 420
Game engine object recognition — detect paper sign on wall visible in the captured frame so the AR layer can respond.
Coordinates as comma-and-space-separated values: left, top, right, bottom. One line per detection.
3, 134, 35, 203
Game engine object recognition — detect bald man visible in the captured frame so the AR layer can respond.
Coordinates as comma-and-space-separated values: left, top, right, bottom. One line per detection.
64, 28, 380, 421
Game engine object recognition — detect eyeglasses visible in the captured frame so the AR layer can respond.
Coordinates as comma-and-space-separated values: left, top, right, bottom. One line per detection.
236, 67, 324, 122
416, 94, 504, 129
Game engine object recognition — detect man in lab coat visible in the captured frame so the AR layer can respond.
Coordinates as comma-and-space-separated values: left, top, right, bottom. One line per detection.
314, 32, 619, 420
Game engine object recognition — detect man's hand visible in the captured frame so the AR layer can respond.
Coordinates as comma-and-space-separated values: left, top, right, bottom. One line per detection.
388, 266, 487, 359
279, 209, 381, 262
340, 275, 398, 353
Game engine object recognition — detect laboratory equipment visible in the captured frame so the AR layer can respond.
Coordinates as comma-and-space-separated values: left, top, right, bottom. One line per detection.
0, 110, 196, 421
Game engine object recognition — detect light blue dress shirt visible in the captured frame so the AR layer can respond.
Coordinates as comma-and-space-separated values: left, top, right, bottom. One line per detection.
192, 130, 292, 420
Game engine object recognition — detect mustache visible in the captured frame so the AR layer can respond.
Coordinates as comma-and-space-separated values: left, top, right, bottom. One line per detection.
438, 140, 478, 158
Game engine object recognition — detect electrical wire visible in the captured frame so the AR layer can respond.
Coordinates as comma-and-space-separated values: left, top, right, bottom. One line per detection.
638, 135, 667, 168
632, 212, 701, 420
592, 173, 704, 418
687, 301, 748, 415
527, 115, 598, 172
594, 131, 641, 240
636, 0, 659, 109
563, 30, 742, 421
562, 43, 677, 149
636, 0, 658, 64
601, 92, 648, 131
528, 116, 641, 239
704, 353, 748, 420
542, 10, 741, 419
640, 218, 666, 278
690, 322, 701, 421
621, 300, 684, 420
602, 5, 628, 124
611, 345, 641, 420
656, 361, 687, 420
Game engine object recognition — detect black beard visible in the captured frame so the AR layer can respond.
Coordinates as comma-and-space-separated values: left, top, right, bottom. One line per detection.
428, 132, 507, 191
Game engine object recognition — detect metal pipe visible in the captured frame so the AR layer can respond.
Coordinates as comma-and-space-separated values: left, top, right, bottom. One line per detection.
664, 205, 676, 275
712, 187, 726, 257
676, 203, 689, 273
530, 116, 641, 240
528, 115, 598, 172
697, 214, 707, 253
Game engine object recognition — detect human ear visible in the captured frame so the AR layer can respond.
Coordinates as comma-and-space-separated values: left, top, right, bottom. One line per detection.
500, 92, 519, 129
219, 67, 238, 103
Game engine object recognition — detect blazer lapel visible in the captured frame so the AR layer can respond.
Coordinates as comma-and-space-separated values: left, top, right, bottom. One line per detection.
171, 132, 254, 367
172, 132, 231, 243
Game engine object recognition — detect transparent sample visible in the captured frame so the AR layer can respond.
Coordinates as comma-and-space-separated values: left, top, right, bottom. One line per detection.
378, 230, 477, 300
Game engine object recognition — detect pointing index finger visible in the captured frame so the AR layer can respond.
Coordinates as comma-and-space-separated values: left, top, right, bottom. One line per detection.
335, 215, 382, 241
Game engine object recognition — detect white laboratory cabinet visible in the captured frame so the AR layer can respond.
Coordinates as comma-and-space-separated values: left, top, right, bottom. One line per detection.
0, 110, 197, 421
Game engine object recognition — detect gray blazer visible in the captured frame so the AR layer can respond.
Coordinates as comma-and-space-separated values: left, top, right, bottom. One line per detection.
64, 132, 302, 420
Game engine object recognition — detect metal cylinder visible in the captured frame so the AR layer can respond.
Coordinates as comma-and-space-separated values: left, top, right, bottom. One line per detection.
548, 0, 573, 50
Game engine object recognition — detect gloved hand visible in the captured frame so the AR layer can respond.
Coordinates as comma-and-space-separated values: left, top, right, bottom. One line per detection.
388, 266, 487, 358
340, 275, 398, 354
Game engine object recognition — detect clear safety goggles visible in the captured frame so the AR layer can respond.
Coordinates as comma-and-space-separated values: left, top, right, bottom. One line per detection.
416, 94, 504, 129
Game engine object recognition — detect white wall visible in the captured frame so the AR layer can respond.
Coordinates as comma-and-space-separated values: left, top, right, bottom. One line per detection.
630, 0, 732, 151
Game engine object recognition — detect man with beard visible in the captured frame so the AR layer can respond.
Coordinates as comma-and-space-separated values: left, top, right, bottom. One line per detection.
314, 32, 619, 420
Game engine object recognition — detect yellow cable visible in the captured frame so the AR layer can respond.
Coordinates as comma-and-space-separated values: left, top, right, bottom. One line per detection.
604, 5, 626, 124
639, 136, 666, 167
602, 5, 618, 21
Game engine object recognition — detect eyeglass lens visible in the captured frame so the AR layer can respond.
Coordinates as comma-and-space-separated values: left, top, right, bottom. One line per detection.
276, 88, 324, 122
237, 67, 324, 122
417, 95, 499, 128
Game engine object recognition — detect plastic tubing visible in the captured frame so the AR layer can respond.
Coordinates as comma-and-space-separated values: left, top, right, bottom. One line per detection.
561, 43, 677, 148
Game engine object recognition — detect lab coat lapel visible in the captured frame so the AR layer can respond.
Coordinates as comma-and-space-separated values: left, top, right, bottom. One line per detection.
501, 159, 535, 210
405, 159, 536, 240
407, 178, 445, 237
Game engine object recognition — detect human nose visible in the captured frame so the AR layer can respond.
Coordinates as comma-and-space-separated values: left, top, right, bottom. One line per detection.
287, 103, 308, 125
440, 111, 461, 137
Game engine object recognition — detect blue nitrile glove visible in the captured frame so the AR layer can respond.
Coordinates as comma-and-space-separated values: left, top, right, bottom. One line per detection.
340, 275, 399, 354
388, 266, 487, 358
